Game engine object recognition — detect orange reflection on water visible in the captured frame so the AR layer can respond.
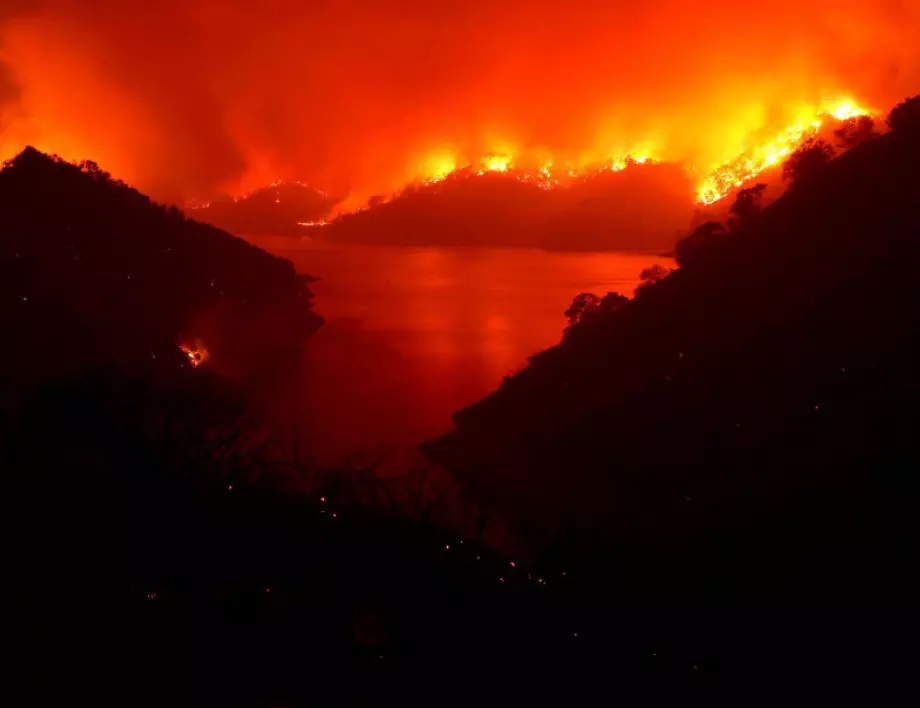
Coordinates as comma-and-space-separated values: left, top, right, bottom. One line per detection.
247, 237, 670, 460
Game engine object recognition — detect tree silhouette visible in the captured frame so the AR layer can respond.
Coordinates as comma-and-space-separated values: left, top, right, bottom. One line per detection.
637, 264, 672, 292
887, 95, 920, 136
833, 116, 877, 150
675, 221, 729, 268
728, 183, 768, 232
782, 138, 835, 186
674, 185, 767, 269
564, 292, 601, 326
599, 291, 629, 312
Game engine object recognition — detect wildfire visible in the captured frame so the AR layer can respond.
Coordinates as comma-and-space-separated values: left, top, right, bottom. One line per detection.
179, 97, 877, 224
368, 97, 871, 214
402, 99, 873, 210
478, 153, 513, 174
179, 341, 209, 368
829, 101, 866, 121
602, 153, 652, 173
521, 160, 560, 190
420, 152, 459, 184
696, 98, 874, 205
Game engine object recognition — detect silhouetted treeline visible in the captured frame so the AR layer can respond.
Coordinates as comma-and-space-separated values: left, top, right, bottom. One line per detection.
0, 148, 322, 398
323, 161, 696, 252
0, 146, 730, 707
191, 180, 341, 235
0, 149, 614, 707
5, 95, 920, 704
425, 97, 920, 612
313, 112, 880, 252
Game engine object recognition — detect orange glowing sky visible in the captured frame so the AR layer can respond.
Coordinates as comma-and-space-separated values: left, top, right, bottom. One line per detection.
1, 1, 918, 207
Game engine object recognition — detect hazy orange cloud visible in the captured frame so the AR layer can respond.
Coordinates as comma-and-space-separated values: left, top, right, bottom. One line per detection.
1, 0, 918, 204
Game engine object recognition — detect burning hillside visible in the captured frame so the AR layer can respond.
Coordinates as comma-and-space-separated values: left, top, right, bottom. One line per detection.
695, 99, 875, 204
333, 97, 876, 212
1, 1, 917, 210
251, 97, 874, 250
423, 108, 920, 547
317, 158, 697, 251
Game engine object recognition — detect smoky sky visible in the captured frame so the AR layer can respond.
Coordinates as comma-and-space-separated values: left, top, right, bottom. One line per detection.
0, 2, 27, 111
1, 0, 918, 202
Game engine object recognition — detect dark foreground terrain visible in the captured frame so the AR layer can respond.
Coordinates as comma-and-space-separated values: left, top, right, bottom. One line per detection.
427, 100, 920, 600
5, 97, 920, 706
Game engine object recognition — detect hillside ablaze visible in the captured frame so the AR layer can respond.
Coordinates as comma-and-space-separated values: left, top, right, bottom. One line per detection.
2, 80, 877, 223
695, 98, 874, 204
2, 1, 917, 211
478, 153, 513, 174
286, 96, 874, 225
416, 99, 873, 209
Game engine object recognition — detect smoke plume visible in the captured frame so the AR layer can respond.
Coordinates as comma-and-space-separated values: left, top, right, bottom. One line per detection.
1, 0, 918, 203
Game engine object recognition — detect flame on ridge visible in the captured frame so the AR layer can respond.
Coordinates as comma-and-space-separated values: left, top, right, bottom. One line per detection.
414, 98, 871, 209
695, 98, 874, 204
477, 153, 513, 174
213, 96, 876, 226
334, 96, 872, 220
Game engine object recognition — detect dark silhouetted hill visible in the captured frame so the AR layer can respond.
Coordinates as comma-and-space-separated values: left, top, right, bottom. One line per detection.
0, 148, 323, 397
189, 180, 340, 235
323, 162, 694, 251
0, 151, 712, 708
324, 170, 555, 247
540, 162, 695, 251
0, 148, 585, 707
424, 111, 920, 605
3, 138, 914, 705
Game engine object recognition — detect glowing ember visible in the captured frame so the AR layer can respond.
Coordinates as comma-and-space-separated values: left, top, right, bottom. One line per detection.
179, 341, 209, 368
601, 153, 654, 173
179, 97, 876, 224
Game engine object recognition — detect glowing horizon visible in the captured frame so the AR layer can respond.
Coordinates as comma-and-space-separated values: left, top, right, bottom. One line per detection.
1, 0, 916, 210
189, 95, 874, 221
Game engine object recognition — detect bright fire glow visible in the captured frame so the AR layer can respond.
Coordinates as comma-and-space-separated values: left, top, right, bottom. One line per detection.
306, 97, 874, 221
2, 83, 877, 222
695, 98, 873, 204
0, 0, 914, 220
179, 341, 209, 368
298, 96, 873, 224
478, 153, 513, 174
420, 151, 459, 184
830, 102, 866, 121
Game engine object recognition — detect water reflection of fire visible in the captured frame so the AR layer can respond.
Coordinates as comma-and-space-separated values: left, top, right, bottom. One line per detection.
179, 341, 209, 368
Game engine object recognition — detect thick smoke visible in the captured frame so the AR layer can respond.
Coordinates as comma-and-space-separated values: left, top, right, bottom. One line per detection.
0, 60, 17, 113
0, 2, 27, 126
1, 0, 918, 202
